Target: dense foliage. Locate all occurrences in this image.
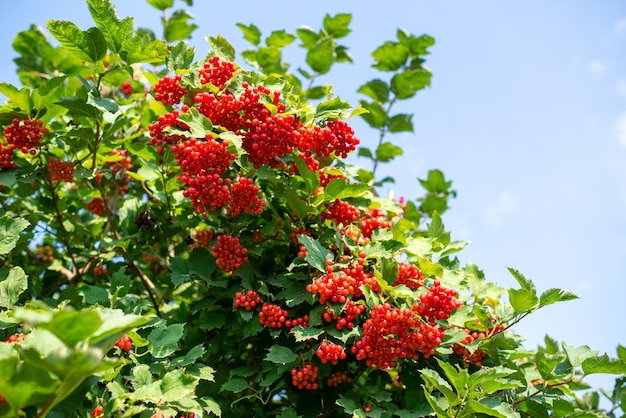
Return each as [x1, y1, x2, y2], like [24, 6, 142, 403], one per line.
[0, 0, 624, 417]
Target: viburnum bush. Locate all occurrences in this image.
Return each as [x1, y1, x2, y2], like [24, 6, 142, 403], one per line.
[0, 0, 624, 417]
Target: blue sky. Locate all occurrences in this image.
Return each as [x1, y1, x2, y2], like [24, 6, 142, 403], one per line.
[1, 0, 625, 392]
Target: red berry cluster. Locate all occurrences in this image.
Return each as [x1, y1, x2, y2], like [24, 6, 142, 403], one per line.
[294, 120, 359, 160]
[192, 228, 215, 248]
[258, 303, 289, 328]
[153, 75, 186, 106]
[36, 244, 54, 263]
[351, 303, 444, 368]
[326, 370, 352, 387]
[291, 364, 319, 390]
[0, 142, 16, 170]
[4, 118, 48, 154]
[106, 149, 132, 174]
[6, 333, 24, 344]
[252, 231, 263, 244]
[318, 168, 347, 188]
[120, 80, 133, 97]
[284, 314, 309, 328]
[198, 55, 236, 89]
[306, 260, 357, 304]
[394, 262, 423, 290]
[360, 208, 392, 239]
[91, 404, 104, 418]
[211, 234, 248, 272]
[228, 177, 266, 217]
[149, 110, 190, 153]
[234, 290, 262, 311]
[322, 199, 361, 226]
[243, 114, 296, 168]
[93, 264, 108, 276]
[315, 341, 347, 365]
[87, 198, 106, 215]
[172, 136, 235, 213]
[48, 157, 75, 184]
[412, 280, 463, 323]
[115, 334, 132, 352]
[323, 300, 366, 331]
[0, 395, 6, 406]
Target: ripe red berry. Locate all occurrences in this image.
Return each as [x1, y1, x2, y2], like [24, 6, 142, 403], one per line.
[115, 335, 132, 352]
[153, 75, 186, 106]
[290, 363, 319, 390]
[234, 290, 262, 311]
[211, 234, 248, 272]
[48, 157, 75, 184]
[91, 404, 104, 418]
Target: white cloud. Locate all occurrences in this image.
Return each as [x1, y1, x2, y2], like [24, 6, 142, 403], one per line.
[484, 192, 516, 230]
[618, 81, 626, 96]
[589, 60, 607, 78]
[616, 111, 626, 146]
[614, 18, 626, 35]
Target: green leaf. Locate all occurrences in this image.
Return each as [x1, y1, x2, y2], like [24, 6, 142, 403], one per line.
[435, 358, 469, 400]
[297, 26, 320, 49]
[508, 288, 539, 313]
[375, 142, 403, 163]
[265, 345, 298, 364]
[563, 343, 599, 368]
[208, 35, 236, 62]
[110, 268, 130, 298]
[79, 285, 109, 304]
[507, 267, 536, 292]
[466, 399, 519, 418]
[404, 237, 434, 258]
[372, 41, 408, 71]
[358, 79, 389, 102]
[359, 100, 388, 129]
[0, 216, 29, 255]
[420, 368, 457, 407]
[468, 366, 517, 392]
[120, 36, 168, 65]
[161, 369, 197, 402]
[164, 10, 198, 43]
[148, 323, 185, 358]
[582, 354, 626, 375]
[298, 235, 333, 273]
[417, 256, 443, 278]
[388, 113, 414, 132]
[87, 90, 119, 114]
[0, 267, 28, 309]
[177, 107, 213, 137]
[290, 326, 324, 342]
[171, 344, 205, 368]
[47, 21, 107, 63]
[86, 0, 125, 53]
[266, 30, 296, 48]
[539, 288, 578, 307]
[315, 97, 352, 119]
[40, 310, 102, 347]
[167, 41, 195, 72]
[146, 0, 174, 10]
[0, 83, 32, 114]
[306, 38, 334, 75]
[56, 96, 100, 119]
[237, 23, 262, 46]
[293, 155, 320, 192]
[323, 13, 352, 39]
[390, 69, 431, 99]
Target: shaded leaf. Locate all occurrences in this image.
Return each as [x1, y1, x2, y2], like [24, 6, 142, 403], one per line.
[265, 345, 298, 364]
[0, 216, 29, 255]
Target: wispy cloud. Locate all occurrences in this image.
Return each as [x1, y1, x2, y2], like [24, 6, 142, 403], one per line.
[614, 17, 626, 35]
[616, 111, 626, 146]
[589, 60, 607, 78]
[617, 81, 626, 97]
[484, 192, 516, 230]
